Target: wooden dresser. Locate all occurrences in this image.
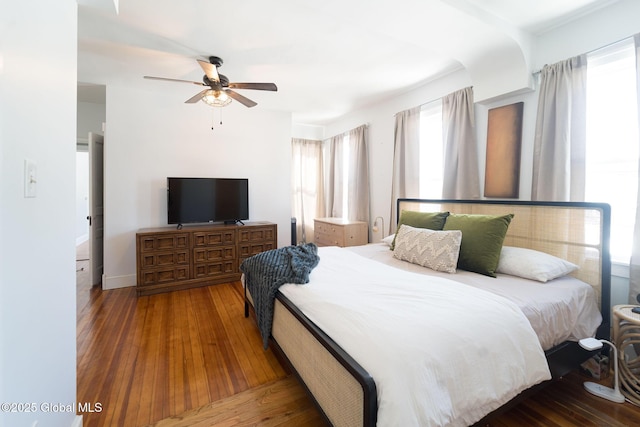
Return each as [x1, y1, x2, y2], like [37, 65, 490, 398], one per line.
[314, 218, 368, 247]
[136, 221, 276, 296]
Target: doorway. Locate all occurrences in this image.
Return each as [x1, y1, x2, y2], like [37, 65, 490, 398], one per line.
[76, 83, 106, 310]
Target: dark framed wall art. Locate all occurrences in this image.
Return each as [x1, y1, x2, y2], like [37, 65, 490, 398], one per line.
[484, 102, 523, 198]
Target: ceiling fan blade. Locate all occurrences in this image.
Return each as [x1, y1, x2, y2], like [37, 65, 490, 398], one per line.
[228, 82, 278, 91]
[225, 89, 257, 108]
[197, 59, 220, 83]
[144, 76, 205, 86]
[185, 89, 209, 104]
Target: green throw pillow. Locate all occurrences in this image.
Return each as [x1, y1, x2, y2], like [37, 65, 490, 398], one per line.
[390, 210, 450, 249]
[443, 213, 514, 277]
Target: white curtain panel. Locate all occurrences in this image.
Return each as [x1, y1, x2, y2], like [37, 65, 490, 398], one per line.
[442, 86, 481, 199]
[291, 138, 325, 244]
[531, 55, 587, 202]
[324, 125, 370, 226]
[629, 34, 640, 304]
[326, 134, 344, 218]
[390, 106, 421, 234]
[347, 125, 370, 224]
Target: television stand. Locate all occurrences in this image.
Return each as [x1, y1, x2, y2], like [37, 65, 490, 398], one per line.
[136, 221, 277, 296]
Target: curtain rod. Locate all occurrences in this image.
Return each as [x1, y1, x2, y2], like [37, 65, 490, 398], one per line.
[393, 86, 475, 116]
[532, 33, 637, 76]
[392, 98, 441, 118]
[325, 123, 368, 140]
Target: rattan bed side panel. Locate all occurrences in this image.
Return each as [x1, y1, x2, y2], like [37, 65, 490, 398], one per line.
[272, 299, 365, 427]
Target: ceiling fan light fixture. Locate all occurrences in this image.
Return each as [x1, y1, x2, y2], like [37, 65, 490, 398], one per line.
[201, 89, 231, 107]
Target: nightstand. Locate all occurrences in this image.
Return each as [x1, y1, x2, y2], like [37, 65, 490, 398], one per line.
[314, 218, 368, 247]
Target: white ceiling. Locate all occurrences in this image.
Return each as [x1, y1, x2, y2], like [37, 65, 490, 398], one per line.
[77, 0, 615, 124]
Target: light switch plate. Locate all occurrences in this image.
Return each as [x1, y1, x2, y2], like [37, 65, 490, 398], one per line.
[24, 158, 37, 198]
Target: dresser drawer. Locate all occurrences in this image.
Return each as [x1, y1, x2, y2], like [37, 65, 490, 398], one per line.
[193, 246, 236, 263]
[139, 266, 190, 286]
[193, 260, 236, 278]
[314, 218, 368, 247]
[239, 241, 276, 258]
[193, 230, 236, 247]
[238, 226, 276, 243]
[139, 233, 189, 252]
[140, 250, 189, 269]
[315, 231, 344, 247]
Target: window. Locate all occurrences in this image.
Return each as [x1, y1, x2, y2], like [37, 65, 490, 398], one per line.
[586, 38, 639, 263]
[418, 100, 444, 198]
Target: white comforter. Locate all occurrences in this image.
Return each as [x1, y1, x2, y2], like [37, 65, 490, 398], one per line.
[349, 243, 602, 350]
[279, 246, 551, 427]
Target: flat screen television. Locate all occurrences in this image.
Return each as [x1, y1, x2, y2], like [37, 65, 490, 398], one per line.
[167, 177, 249, 226]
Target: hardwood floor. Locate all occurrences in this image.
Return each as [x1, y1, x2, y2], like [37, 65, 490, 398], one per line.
[148, 376, 327, 427]
[77, 282, 300, 426]
[482, 373, 640, 426]
[77, 278, 640, 426]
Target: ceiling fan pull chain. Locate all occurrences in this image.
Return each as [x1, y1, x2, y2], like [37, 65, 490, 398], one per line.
[211, 107, 224, 130]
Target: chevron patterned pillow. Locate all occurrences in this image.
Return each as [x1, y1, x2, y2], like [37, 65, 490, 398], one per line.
[393, 224, 462, 273]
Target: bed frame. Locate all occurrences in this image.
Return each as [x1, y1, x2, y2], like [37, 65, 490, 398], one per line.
[251, 199, 612, 427]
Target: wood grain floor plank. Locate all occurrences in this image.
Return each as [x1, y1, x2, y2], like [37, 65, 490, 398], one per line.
[182, 292, 212, 411]
[210, 284, 280, 387]
[168, 290, 189, 417]
[147, 376, 327, 427]
[192, 288, 234, 402]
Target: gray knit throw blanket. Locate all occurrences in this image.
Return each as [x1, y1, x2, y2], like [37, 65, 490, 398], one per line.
[240, 243, 320, 349]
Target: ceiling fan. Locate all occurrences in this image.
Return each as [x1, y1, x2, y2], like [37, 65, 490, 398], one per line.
[144, 56, 277, 108]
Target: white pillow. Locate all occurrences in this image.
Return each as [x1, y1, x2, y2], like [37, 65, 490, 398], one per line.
[392, 224, 462, 274]
[381, 234, 395, 246]
[496, 246, 578, 282]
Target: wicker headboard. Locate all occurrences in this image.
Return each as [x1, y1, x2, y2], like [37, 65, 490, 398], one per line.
[396, 199, 612, 335]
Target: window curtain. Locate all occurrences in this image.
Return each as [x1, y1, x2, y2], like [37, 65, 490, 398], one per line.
[629, 34, 640, 303]
[325, 124, 370, 224]
[291, 138, 324, 244]
[442, 87, 481, 199]
[390, 106, 421, 234]
[346, 125, 370, 223]
[531, 55, 587, 201]
[326, 134, 345, 217]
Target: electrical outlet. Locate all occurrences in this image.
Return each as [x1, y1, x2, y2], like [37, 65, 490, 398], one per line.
[24, 158, 37, 198]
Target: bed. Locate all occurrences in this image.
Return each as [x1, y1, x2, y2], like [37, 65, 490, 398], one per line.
[243, 199, 611, 427]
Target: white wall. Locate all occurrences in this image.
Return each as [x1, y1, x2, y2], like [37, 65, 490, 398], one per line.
[77, 100, 105, 142]
[533, 0, 640, 71]
[0, 1, 79, 426]
[103, 84, 292, 289]
[292, 123, 325, 141]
